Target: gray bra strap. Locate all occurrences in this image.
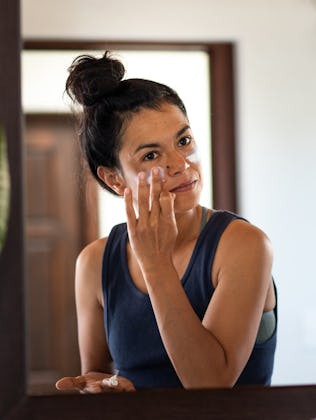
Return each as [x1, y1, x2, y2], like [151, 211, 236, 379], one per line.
[256, 309, 276, 344]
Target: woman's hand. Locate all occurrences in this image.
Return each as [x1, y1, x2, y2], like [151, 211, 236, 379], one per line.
[55, 371, 136, 393]
[124, 167, 178, 273]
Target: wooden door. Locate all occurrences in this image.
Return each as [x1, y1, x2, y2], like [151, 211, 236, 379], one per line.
[24, 114, 98, 394]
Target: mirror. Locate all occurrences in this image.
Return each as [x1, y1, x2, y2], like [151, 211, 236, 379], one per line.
[21, 37, 316, 394]
[22, 41, 237, 395]
[2, 1, 316, 418]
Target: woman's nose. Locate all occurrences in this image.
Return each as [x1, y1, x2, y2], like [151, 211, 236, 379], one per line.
[165, 152, 190, 175]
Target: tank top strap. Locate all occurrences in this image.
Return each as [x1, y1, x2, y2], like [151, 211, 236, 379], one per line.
[199, 206, 209, 232]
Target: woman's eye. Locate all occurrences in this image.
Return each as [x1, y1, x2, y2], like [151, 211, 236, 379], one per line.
[178, 136, 191, 147]
[143, 151, 158, 161]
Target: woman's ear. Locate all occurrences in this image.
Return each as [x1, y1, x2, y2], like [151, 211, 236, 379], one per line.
[97, 166, 126, 196]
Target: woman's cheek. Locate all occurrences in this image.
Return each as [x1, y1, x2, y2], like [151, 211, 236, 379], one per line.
[128, 166, 165, 186]
[186, 147, 201, 164]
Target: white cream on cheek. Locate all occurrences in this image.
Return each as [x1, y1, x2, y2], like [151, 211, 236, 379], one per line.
[125, 166, 165, 188]
[186, 147, 201, 164]
[140, 150, 200, 185]
[124, 147, 199, 190]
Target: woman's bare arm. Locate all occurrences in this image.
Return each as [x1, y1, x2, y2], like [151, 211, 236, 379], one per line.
[56, 238, 135, 393]
[75, 238, 111, 374]
[124, 171, 274, 389]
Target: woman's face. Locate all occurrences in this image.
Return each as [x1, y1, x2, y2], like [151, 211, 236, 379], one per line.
[117, 102, 203, 213]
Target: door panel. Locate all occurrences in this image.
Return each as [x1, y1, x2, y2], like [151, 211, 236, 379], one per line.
[24, 114, 97, 394]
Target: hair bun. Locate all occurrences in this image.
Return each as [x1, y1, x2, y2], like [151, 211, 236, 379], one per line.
[66, 51, 125, 107]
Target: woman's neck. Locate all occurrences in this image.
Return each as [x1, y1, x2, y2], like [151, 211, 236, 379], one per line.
[174, 205, 203, 247]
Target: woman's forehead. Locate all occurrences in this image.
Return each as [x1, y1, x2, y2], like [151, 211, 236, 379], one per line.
[121, 103, 189, 146]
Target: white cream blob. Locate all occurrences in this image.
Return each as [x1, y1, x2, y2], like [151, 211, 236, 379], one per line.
[186, 147, 201, 164]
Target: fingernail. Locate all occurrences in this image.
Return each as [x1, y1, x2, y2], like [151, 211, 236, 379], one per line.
[152, 167, 160, 176]
[156, 166, 165, 180]
[138, 172, 146, 181]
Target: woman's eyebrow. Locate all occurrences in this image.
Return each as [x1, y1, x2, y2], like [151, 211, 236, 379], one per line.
[133, 125, 191, 155]
[133, 142, 161, 155]
[176, 125, 191, 138]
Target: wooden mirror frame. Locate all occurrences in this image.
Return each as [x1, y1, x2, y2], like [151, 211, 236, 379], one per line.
[22, 38, 238, 212]
[1, 0, 316, 418]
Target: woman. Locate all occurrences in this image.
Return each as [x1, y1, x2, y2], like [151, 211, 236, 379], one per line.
[56, 51, 277, 393]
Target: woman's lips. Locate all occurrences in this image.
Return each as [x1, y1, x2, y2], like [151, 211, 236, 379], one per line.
[170, 180, 197, 193]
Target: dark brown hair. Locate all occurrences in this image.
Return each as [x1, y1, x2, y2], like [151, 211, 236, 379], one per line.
[66, 51, 187, 194]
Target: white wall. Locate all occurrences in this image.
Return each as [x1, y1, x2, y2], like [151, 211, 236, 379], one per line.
[22, 0, 316, 385]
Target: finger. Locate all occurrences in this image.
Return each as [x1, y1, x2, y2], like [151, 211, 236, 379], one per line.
[137, 171, 150, 219]
[150, 167, 163, 216]
[77, 379, 109, 394]
[124, 187, 137, 231]
[55, 376, 86, 391]
[159, 191, 176, 219]
[83, 380, 107, 394]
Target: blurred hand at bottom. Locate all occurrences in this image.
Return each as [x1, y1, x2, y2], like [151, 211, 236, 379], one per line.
[56, 371, 136, 393]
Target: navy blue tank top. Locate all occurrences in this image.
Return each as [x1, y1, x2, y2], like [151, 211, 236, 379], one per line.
[102, 210, 277, 389]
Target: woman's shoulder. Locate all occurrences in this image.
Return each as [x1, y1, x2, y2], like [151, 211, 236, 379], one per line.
[210, 213, 273, 293]
[223, 216, 272, 253]
[75, 237, 109, 306]
[211, 211, 273, 271]
[76, 237, 108, 274]
[210, 210, 271, 247]
[219, 218, 273, 270]
[77, 222, 127, 270]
